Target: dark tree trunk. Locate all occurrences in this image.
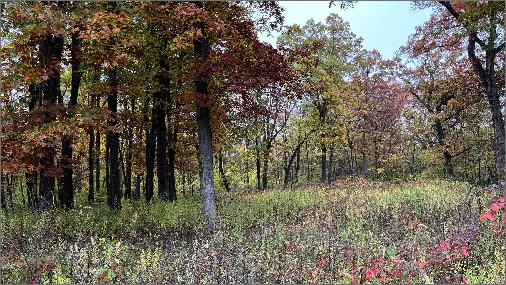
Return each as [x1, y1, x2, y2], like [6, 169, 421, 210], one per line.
[125, 130, 132, 200]
[168, 123, 177, 201]
[361, 151, 367, 178]
[347, 132, 356, 177]
[328, 143, 334, 184]
[39, 34, 64, 210]
[194, 1, 218, 229]
[284, 142, 303, 186]
[262, 141, 271, 189]
[218, 150, 231, 192]
[95, 130, 100, 193]
[134, 174, 141, 201]
[107, 66, 121, 210]
[435, 119, 454, 182]
[145, 99, 155, 203]
[154, 58, 169, 201]
[88, 129, 95, 203]
[256, 137, 261, 190]
[105, 133, 110, 201]
[439, 2, 505, 179]
[295, 145, 301, 183]
[60, 31, 81, 210]
[245, 137, 250, 185]
[124, 99, 133, 200]
[306, 140, 310, 182]
[1, 174, 6, 209]
[321, 144, 327, 183]
[26, 84, 38, 210]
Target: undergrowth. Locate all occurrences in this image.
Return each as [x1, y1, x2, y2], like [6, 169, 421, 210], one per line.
[1, 179, 504, 283]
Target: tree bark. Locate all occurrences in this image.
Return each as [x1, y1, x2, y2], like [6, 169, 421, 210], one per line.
[194, 0, 217, 230]
[107, 66, 121, 210]
[256, 136, 262, 190]
[218, 150, 231, 192]
[361, 151, 367, 178]
[328, 143, 334, 184]
[60, 31, 81, 209]
[39, 34, 64, 210]
[167, 118, 177, 201]
[435, 119, 454, 182]
[145, 98, 155, 203]
[262, 141, 271, 189]
[88, 128, 95, 203]
[154, 58, 169, 201]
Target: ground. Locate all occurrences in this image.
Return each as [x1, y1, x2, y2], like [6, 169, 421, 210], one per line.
[1, 179, 505, 284]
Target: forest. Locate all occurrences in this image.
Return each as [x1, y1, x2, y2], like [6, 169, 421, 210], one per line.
[0, 1, 505, 284]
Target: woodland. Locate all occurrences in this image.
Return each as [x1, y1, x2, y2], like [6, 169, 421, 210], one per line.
[0, 1, 505, 284]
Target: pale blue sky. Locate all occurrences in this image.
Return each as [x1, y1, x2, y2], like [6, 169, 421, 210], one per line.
[259, 1, 433, 59]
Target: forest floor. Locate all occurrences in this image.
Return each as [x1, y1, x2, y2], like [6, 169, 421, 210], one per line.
[1, 179, 504, 284]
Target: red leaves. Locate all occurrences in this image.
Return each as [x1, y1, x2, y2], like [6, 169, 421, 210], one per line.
[480, 196, 505, 226]
[317, 258, 327, 266]
[479, 212, 494, 222]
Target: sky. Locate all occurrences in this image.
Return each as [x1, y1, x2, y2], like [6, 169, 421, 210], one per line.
[258, 1, 434, 59]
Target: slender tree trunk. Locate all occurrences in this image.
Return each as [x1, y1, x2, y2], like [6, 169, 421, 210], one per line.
[321, 144, 327, 183]
[194, 0, 217, 230]
[328, 143, 334, 184]
[106, 133, 110, 202]
[60, 32, 81, 209]
[134, 174, 141, 201]
[245, 137, 250, 185]
[154, 60, 169, 201]
[26, 84, 38, 210]
[88, 128, 95, 203]
[107, 66, 121, 210]
[145, 98, 155, 203]
[256, 136, 261, 190]
[168, 127, 177, 201]
[1, 174, 6, 209]
[262, 142, 271, 189]
[361, 152, 367, 178]
[218, 150, 231, 192]
[295, 146, 300, 183]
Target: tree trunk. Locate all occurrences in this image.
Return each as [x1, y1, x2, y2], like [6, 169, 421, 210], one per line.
[1, 174, 6, 209]
[95, 130, 101, 193]
[321, 144, 327, 183]
[361, 152, 366, 178]
[435, 119, 454, 182]
[145, 98, 155, 203]
[39, 34, 64, 210]
[134, 174, 141, 201]
[106, 134, 110, 202]
[328, 143, 334, 184]
[60, 31, 81, 209]
[262, 142, 270, 189]
[26, 84, 38, 210]
[88, 129, 95, 203]
[194, 0, 217, 230]
[107, 65, 121, 210]
[154, 59, 169, 201]
[295, 146, 300, 183]
[256, 136, 261, 190]
[218, 150, 231, 192]
[168, 127, 177, 201]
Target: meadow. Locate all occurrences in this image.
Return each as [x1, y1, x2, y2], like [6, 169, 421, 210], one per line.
[1, 179, 504, 284]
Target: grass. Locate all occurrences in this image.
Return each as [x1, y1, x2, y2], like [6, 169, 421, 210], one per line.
[1, 179, 504, 283]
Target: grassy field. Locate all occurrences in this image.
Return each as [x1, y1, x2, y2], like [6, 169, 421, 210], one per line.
[1, 179, 504, 284]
